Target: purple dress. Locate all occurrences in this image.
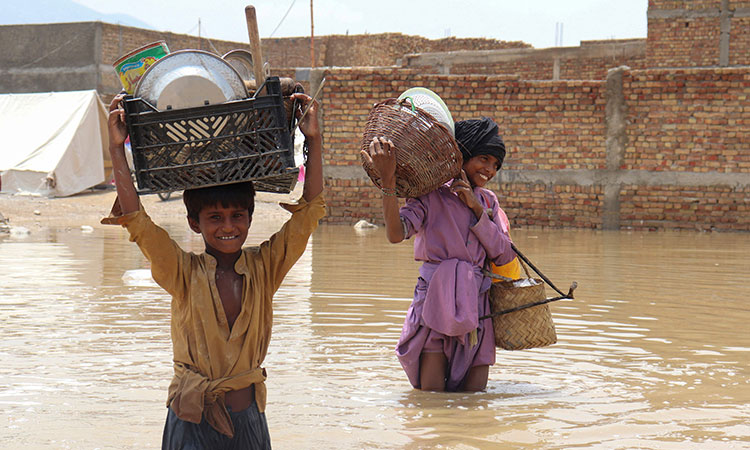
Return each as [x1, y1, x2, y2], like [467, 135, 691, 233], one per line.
[396, 184, 515, 391]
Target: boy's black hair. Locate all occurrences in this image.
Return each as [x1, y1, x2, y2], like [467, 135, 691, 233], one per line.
[183, 181, 256, 221]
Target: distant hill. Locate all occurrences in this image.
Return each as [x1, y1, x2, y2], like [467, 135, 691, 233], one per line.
[1, 0, 153, 29]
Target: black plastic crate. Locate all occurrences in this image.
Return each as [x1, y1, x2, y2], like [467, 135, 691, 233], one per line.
[123, 77, 299, 194]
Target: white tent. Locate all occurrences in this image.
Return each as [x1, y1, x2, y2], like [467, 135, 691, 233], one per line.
[0, 90, 110, 197]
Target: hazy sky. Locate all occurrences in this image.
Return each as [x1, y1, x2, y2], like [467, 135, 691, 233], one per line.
[71, 0, 648, 49]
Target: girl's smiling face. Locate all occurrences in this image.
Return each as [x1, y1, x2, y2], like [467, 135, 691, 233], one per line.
[188, 204, 251, 256]
[462, 154, 500, 188]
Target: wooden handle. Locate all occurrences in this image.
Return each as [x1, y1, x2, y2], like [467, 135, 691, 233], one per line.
[245, 5, 266, 89]
[244, 77, 297, 95]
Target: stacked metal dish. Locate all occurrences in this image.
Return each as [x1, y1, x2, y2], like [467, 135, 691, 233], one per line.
[134, 50, 248, 111]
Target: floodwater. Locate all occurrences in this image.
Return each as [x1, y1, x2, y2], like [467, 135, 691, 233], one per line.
[1, 211, 749, 450]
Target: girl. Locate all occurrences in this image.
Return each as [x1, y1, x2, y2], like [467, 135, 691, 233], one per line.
[362, 117, 517, 392]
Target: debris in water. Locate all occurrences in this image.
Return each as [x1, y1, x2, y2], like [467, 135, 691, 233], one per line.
[353, 219, 378, 230]
[10, 226, 30, 237]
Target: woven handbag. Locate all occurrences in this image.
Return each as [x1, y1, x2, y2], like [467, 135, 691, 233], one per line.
[486, 260, 558, 350]
[483, 244, 576, 350]
[360, 98, 462, 198]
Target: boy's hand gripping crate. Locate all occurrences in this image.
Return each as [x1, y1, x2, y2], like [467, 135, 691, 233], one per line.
[122, 76, 299, 194]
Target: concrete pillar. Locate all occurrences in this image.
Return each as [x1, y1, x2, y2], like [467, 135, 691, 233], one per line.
[308, 68, 326, 100]
[552, 57, 560, 81]
[719, 0, 731, 66]
[603, 66, 629, 230]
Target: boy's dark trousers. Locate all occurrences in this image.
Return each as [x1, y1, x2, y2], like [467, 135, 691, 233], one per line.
[162, 401, 272, 450]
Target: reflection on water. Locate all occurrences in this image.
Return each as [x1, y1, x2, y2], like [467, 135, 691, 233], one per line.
[1, 216, 749, 449]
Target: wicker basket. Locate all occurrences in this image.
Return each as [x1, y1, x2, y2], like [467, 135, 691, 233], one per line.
[487, 262, 558, 350]
[360, 98, 462, 198]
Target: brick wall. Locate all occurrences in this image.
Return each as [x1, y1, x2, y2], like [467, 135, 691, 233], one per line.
[729, 16, 750, 65]
[403, 40, 648, 81]
[320, 69, 609, 228]
[647, 16, 721, 67]
[0, 22, 100, 94]
[262, 34, 529, 68]
[449, 59, 555, 79]
[560, 42, 649, 79]
[622, 68, 749, 173]
[318, 66, 749, 231]
[499, 183, 604, 228]
[650, 0, 719, 7]
[646, 0, 750, 67]
[619, 185, 749, 231]
[617, 67, 749, 231]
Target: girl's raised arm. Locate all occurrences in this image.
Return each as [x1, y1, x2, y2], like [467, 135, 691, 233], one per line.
[361, 137, 404, 243]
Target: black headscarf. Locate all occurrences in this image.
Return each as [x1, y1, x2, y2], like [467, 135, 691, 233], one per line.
[454, 117, 506, 168]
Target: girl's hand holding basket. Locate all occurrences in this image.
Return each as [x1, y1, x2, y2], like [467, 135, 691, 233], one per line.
[362, 136, 398, 193]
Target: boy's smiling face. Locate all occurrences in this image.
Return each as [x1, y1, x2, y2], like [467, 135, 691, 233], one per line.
[188, 204, 251, 255]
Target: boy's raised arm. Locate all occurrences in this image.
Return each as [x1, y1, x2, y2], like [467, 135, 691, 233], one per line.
[291, 93, 323, 202]
[108, 94, 139, 215]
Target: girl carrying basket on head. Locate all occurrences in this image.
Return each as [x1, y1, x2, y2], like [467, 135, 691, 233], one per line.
[362, 117, 520, 392]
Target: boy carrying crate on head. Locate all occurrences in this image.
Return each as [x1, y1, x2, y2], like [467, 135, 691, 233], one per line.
[104, 92, 325, 449]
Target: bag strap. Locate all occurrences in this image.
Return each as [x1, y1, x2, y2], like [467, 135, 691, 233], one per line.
[480, 245, 578, 320]
[477, 189, 576, 299]
[511, 243, 576, 299]
[480, 292, 573, 319]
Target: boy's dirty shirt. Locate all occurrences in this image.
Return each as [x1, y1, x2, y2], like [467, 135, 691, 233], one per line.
[103, 193, 325, 436]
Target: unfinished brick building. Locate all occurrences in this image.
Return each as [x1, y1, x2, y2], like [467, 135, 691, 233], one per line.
[1, 0, 747, 230]
[315, 0, 749, 231]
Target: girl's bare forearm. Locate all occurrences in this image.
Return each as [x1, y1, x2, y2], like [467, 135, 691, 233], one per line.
[383, 195, 404, 243]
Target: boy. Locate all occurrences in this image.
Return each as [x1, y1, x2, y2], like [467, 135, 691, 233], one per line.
[104, 92, 325, 449]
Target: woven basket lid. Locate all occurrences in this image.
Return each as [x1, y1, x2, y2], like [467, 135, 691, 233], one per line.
[397, 87, 454, 135]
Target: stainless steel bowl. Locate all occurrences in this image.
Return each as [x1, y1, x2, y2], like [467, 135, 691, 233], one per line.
[135, 49, 248, 111]
[222, 49, 255, 82]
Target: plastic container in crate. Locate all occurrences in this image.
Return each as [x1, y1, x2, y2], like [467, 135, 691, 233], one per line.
[122, 77, 299, 194]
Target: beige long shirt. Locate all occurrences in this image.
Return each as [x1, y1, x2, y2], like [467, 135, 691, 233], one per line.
[108, 193, 325, 436]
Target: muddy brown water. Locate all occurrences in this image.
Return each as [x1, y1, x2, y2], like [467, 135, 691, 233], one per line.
[1, 214, 749, 449]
